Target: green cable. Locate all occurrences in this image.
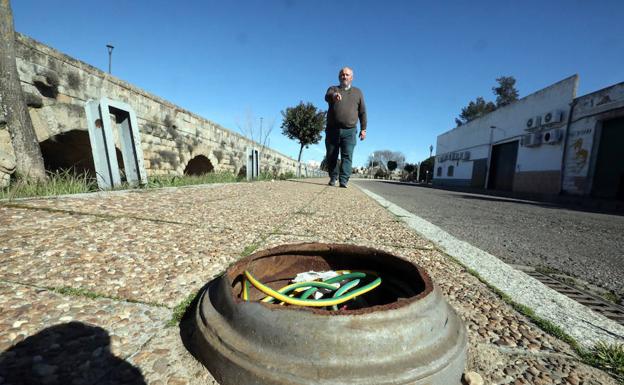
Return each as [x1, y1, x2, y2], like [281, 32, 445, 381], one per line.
[261, 281, 339, 303]
[331, 279, 360, 311]
[242, 277, 250, 301]
[300, 272, 368, 300]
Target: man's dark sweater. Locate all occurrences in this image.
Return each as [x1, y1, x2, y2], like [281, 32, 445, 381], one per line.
[325, 86, 367, 130]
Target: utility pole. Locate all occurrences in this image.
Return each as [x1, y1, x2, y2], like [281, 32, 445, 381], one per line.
[259, 117, 263, 144]
[106, 44, 114, 74]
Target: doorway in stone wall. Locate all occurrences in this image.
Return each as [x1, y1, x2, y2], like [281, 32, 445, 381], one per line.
[592, 116, 624, 200]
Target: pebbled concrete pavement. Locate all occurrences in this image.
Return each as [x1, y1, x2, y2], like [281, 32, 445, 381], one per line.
[0, 179, 620, 384]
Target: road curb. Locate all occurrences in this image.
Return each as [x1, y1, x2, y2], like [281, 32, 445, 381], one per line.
[357, 185, 624, 348]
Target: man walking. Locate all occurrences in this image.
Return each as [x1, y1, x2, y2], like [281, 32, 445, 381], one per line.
[324, 66, 367, 188]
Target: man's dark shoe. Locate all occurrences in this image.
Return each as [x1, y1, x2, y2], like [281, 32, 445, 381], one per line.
[328, 179, 336, 186]
[339, 183, 348, 188]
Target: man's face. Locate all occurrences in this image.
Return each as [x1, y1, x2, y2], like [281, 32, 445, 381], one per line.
[339, 69, 353, 87]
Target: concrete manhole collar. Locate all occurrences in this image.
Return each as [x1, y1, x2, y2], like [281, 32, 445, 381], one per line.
[193, 243, 467, 384]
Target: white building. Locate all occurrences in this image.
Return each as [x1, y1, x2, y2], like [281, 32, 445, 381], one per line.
[434, 75, 624, 200]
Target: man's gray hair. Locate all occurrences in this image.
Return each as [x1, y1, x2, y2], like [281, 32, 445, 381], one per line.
[339, 66, 353, 74]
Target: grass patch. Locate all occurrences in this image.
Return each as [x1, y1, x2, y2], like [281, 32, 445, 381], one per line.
[147, 172, 241, 188]
[241, 243, 260, 257]
[50, 286, 165, 307]
[1, 170, 97, 200]
[580, 342, 624, 383]
[261, 171, 297, 180]
[53, 286, 102, 300]
[1, 169, 312, 200]
[167, 292, 197, 327]
[603, 291, 621, 304]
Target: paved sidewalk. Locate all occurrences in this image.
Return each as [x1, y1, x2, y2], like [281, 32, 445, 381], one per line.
[0, 179, 619, 384]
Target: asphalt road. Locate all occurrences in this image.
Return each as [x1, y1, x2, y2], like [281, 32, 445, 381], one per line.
[353, 179, 624, 301]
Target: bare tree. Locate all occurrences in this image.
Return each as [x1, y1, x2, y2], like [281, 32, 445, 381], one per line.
[369, 150, 405, 172]
[236, 108, 274, 154]
[0, 0, 46, 181]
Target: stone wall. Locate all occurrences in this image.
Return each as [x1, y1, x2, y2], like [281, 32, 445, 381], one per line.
[0, 33, 306, 186]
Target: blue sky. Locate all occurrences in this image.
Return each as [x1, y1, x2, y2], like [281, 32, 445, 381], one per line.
[12, 0, 624, 167]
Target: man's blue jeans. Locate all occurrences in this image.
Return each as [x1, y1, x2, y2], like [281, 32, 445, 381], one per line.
[325, 126, 357, 185]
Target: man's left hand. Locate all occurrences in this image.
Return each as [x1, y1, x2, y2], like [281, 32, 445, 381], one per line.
[359, 130, 366, 140]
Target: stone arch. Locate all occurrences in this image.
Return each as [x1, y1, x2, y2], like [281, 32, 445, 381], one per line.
[39, 129, 123, 177]
[39, 130, 93, 175]
[187, 144, 219, 171]
[184, 155, 214, 176]
[237, 165, 247, 178]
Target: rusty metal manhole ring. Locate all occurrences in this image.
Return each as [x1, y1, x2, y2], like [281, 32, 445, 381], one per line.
[192, 243, 467, 385]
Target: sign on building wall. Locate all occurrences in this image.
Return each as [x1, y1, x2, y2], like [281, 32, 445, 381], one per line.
[437, 151, 470, 163]
[565, 128, 593, 177]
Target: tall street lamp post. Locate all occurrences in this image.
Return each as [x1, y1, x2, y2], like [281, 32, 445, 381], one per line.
[106, 44, 114, 74]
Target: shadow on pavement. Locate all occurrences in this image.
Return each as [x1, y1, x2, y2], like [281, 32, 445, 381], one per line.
[0, 322, 146, 385]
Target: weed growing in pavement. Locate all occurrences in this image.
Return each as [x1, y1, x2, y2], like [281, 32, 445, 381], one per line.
[51, 286, 165, 306]
[603, 291, 621, 304]
[241, 243, 260, 258]
[579, 342, 624, 383]
[53, 286, 102, 300]
[168, 292, 197, 327]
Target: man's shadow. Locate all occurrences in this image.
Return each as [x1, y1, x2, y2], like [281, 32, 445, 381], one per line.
[0, 322, 146, 385]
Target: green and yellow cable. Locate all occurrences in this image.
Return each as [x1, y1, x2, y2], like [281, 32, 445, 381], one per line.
[331, 278, 360, 311]
[260, 281, 339, 303]
[244, 270, 381, 307]
[300, 272, 368, 300]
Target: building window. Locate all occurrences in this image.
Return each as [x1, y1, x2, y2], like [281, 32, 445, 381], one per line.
[437, 167, 442, 177]
[447, 165, 454, 177]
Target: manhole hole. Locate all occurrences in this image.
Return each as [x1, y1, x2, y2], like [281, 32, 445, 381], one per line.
[192, 243, 467, 385]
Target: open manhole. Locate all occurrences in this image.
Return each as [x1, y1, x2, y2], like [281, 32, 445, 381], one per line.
[192, 243, 467, 384]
